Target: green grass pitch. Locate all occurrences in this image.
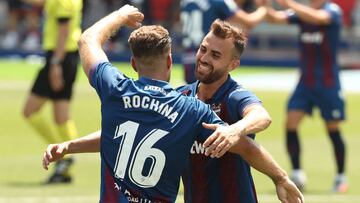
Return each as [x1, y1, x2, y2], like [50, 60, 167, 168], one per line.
[0, 59, 359, 203]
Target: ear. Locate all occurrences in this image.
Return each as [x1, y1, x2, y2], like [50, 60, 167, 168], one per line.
[131, 57, 138, 72]
[167, 53, 172, 70]
[230, 58, 240, 71]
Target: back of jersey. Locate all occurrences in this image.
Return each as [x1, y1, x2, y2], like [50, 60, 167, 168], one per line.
[180, 0, 238, 50]
[90, 62, 222, 202]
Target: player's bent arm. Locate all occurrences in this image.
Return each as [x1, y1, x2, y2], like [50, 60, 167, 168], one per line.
[203, 104, 271, 157]
[231, 136, 286, 183]
[66, 130, 101, 153]
[229, 137, 305, 203]
[234, 103, 272, 136]
[286, 0, 331, 25]
[229, 6, 267, 29]
[42, 131, 101, 170]
[78, 5, 144, 78]
[265, 7, 289, 24]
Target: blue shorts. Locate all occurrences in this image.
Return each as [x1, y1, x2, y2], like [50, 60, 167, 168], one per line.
[288, 84, 345, 121]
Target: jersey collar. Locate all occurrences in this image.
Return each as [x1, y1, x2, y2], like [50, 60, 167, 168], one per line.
[138, 76, 174, 91]
[196, 75, 235, 103]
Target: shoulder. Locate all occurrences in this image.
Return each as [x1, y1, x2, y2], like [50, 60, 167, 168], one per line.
[176, 82, 197, 96]
[326, 2, 342, 14]
[227, 83, 260, 105]
[228, 85, 253, 100]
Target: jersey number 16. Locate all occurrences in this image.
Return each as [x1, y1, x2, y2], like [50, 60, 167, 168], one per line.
[113, 121, 168, 188]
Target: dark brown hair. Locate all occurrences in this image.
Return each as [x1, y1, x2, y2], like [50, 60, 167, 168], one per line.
[128, 25, 171, 59]
[210, 19, 247, 57]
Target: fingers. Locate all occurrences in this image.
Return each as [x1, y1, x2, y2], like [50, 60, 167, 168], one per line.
[204, 135, 226, 157]
[42, 144, 65, 170]
[202, 123, 220, 148]
[118, 4, 144, 28]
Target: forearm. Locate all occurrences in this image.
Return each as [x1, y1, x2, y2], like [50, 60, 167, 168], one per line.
[66, 130, 101, 154]
[247, 6, 267, 28]
[52, 22, 69, 63]
[266, 7, 288, 24]
[232, 105, 272, 136]
[78, 10, 126, 76]
[231, 137, 288, 184]
[287, 0, 330, 24]
[229, 6, 267, 29]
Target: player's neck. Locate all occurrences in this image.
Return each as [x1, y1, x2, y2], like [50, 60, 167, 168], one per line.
[196, 78, 226, 101]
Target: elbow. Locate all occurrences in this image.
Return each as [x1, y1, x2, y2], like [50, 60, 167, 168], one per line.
[263, 112, 272, 129]
[78, 32, 91, 50]
[258, 111, 272, 131]
[263, 114, 272, 129]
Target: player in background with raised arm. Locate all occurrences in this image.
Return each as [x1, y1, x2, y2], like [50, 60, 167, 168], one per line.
[22, 0, 82, 184]
[181, 0, 269, 83]
[40, 4, 304, 202]
[266, 0, 347, 192]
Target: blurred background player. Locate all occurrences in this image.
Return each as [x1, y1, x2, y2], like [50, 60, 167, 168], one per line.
[0, 0, 41, 50]
[22, 0, 82, 184]
[266, 0, 348, 192]
[180, 0, 268, 83]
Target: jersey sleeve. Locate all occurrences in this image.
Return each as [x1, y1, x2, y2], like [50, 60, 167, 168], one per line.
[53, 0, 75, 18]
[89, 62, 127, 101]
[215, 0, 238, 20]
[286, 9, 300, 24]
[325, 3, 343, 25]
[228, 88, 262, 117]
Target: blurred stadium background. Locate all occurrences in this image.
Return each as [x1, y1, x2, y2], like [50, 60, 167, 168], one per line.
[0, 0, 360, 203]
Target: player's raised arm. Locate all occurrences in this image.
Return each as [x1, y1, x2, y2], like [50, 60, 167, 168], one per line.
[276, 0, 332, 25]
[78, 4, 144, 78]
[229, 1, 268, 29]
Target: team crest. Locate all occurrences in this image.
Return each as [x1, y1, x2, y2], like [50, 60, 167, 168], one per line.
[211, 103, 222, 115]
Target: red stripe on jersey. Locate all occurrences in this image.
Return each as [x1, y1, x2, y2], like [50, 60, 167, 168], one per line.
[190, 154, 210, 203]
[320, 27, 334, 87]
[103, 166, 122, 203]
[303, 43, 316, 87]
[219, 154, 241, 202]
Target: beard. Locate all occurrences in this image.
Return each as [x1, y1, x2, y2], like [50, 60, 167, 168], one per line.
[195, 61, 228, 84]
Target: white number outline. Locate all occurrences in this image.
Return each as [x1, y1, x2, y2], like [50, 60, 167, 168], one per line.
[181, 9, 204, 48]
[113, 121, 168, 188]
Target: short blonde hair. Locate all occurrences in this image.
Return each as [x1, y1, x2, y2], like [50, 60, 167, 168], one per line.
[128, 25, 171, 59]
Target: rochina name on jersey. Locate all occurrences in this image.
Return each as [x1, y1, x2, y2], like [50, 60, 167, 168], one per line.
[122, 95, 179, 123]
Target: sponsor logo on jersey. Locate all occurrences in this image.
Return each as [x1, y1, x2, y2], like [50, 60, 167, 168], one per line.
[114, 183, 163, 203]
[144, 85, 167, 95]
[211, 103, 221, 115]
[190, 140, 206, 154]
[301, 32, 324, 44]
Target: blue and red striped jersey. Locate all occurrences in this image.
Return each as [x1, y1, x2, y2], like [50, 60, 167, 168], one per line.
[89, 62, 223, 203]
[177, 76, 262, 203]
[287, 2, 343, 88]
